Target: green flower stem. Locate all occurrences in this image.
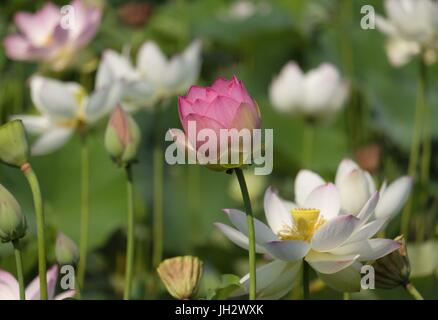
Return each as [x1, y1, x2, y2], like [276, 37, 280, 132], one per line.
[404, 282, 424, 300]
[12, 239, 25, 300]
[77, 133, 90, 288]
[75, 276, 82, 299]
[401, 56, 428, 237]
[343, 292, 350, 300]
[152, 105, 163, 269]
[188, 165, 201, 252]
[22, 163, 48, 300]
[302, 261, 310, 300]
[124, 165, 135, 300]
[418, 57, 431, 190]
[234, 168, 256, 300]
[303, 123, 314, 168]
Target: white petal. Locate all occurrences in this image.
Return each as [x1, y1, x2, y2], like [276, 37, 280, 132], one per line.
[264, 240, 310, 262]
[311, 215, 360, 252]
[356, 192, 380, 225]
[263, 187, 293, 234]
[54, 290, 76, 300]
[12, 115, 50, 134]
[375, 15, 398, 36]
[346, 218, 388, 243]
[120, 79, 157, 112]
[294, 169, 325, 206]
[375, 176, 413, 220]
[214, 223, 266, 254]
[385, 37, 420, 67]
[330, 239, 401, 261]
[238, 260, 301, 300]
[30, 76, 82, 120]
[338, 169, 371, 215]
[31, 127, 74, 156]
[364, 171, 377, 195]
[0, 270, 19, 300]
[317, 262, 362, 292]
[85, 82, 122, 123]
[96, 49, 137, 89]
[335, 158, 359, 186]
[25, 265, 58, 300]
[305, 251, 359, 274]
[304, 183, 341, 220]
[178, 39, 202, 92]
[223, 209, 277, 245]
[137, 41, 167, 86]
[269, 61, 304, 113]
[303, 63, 345, 114]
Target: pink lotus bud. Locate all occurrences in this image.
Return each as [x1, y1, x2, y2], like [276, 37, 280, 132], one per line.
[105, 105, 141, 165]
[176, 76, 261, 171]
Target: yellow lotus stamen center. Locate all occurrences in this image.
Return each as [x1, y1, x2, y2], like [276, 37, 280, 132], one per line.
[277, 208, 325, 242]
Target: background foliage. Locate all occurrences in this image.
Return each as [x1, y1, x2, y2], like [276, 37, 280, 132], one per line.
[0, 0, 437, 299]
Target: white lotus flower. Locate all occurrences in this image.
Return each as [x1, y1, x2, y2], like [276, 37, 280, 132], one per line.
[294, 158, 412, 220]
[376, 0, 438, 67]
[215, 184, 401, 298]
[13, 75, 121, 155]
[96, 39, 202, 111]
[269, 62, 348, 121]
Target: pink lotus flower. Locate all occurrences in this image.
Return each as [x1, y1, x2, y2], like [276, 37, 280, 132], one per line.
[0, 265, 75, 300]
[3, 0, 102, 71]
[171, 76, 261, 170]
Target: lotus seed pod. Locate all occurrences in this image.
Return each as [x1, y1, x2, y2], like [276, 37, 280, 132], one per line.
[372, 235, 410, 289]
[157, 256, 203, 300]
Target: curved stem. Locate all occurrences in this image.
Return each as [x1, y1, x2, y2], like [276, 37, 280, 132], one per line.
[302, 261, 310, 300]
[22, 164, 48, 300]
[234, 168, 256, 300]
[77, 133, 90, 288]
[401, 56, 428, 237]
[124, 165, 135, 300]
[12, 240, 25, 300]
[404, 282, 424, 300]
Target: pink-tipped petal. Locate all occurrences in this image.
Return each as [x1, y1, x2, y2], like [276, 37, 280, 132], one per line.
[304, 183, 341, 221]
[0, 270, 19, 300]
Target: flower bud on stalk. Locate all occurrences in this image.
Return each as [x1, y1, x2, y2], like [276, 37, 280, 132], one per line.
[0, 184, 27, 243]
[372, 235, 410, 289]
[0, 120, 29, 168]
[55, 232, 79, 266]
[105, 106, 141, 166]
[157, 256, 203, 300]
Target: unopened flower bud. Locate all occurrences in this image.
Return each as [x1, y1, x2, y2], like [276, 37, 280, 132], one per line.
[372, 235, 410, 289]
[0, 184, 27, 243]
[55, 232, 79, 266]
[0, 120, 29, 168]
[157, 256, 203, 300]
[105, 106, 140, 165]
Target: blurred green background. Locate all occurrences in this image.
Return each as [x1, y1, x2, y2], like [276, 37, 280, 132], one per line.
[0, 0, 437, 299]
